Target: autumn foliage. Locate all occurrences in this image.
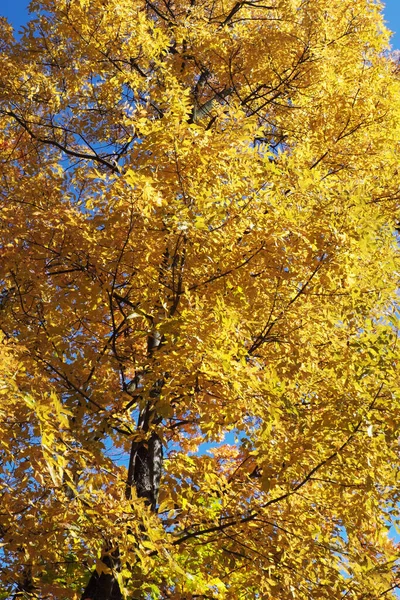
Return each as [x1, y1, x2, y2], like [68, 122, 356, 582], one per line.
[1, 0, 400, 598]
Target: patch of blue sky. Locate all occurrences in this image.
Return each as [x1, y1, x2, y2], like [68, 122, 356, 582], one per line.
[383, 1, 400, 50]
[0, 0, 30, 33]
[196, 429, 238, 455]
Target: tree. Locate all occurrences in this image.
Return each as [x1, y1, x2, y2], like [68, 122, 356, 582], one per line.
[0, 0, 400, 597]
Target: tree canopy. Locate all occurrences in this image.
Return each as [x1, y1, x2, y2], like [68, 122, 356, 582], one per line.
[1, 0, 400, 598]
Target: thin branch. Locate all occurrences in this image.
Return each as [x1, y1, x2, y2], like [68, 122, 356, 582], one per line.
[189, 244, 264, 291]
[4, 110, 121, 173]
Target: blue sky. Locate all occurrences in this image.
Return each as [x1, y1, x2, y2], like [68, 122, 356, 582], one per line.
[1, 0, 400, 48]
[383, 0, 400, 48]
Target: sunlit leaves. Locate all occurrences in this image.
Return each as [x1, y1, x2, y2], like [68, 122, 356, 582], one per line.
[0, 0, 400, 598]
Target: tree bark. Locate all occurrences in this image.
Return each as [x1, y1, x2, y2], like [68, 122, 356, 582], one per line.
[80, 550, 122, 600]
[81, 326, 163, 600]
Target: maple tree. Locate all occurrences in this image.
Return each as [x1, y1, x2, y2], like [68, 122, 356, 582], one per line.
[1, 0, 400, 598]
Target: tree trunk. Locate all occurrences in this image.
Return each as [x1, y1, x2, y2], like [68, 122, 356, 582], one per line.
[80, 550, 122, 600]
[81, 328, 163, 600]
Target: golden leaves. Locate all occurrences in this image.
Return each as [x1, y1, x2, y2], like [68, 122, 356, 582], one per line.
[1, 0, 400, 598]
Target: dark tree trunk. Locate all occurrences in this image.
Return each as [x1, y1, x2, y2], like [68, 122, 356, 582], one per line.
[80, 550, 122, 600]
[80, 426, 163, 600]
[80, 320, 164, 600]
[131, 432, 163, 511]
